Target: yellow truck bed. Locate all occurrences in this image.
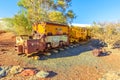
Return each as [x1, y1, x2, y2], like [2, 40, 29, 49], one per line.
[32, 22, 69, 36]
[69, 26, 88, 43]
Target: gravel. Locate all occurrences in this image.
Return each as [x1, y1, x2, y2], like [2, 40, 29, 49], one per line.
[22, 39, 105, 70]
[99, 71, 120, 80]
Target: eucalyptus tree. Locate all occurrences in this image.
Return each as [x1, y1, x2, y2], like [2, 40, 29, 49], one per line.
[18, 0, 75, 24]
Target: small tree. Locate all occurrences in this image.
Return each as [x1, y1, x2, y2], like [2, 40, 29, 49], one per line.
[12, 12, 32, 35]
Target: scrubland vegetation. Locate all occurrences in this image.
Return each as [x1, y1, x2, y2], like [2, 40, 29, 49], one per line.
[91, 22, 120, 49]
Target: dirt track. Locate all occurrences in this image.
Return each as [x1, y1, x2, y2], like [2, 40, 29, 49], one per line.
[0, 31, 120, 80]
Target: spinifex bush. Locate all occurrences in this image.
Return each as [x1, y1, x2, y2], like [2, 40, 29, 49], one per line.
[91, 23, 120, 48]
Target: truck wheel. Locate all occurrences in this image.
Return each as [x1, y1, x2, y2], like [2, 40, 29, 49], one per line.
[46, 43, 52, 49]
[59, 41, 64, 47]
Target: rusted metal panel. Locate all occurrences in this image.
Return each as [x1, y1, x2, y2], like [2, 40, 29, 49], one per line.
[15, 45, 24, 53]
[45, 35, 69, 48]
[24, 39, 45, 54]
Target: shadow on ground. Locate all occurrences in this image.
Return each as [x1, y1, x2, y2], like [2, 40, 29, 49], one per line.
[47, 71, 57, 78]
[37, 39, 110, 59]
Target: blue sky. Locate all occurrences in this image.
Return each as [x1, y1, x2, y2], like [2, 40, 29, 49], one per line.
[0, 0, 19, 18]
[0, 0, 120, 24]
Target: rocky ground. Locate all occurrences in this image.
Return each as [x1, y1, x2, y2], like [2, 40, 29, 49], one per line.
[0, 31, 120, 80]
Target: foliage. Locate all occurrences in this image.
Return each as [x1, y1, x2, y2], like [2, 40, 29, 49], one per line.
[91, 22, 120, 48]
[48, 11, 66, 23]
[12, 12, 32, 35]
[17, 0, 75, 24]
[0, 13, 31, 35]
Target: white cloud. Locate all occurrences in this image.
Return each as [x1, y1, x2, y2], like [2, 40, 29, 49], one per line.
[0, 18, 3, 23]
[71, 23, 91, 27]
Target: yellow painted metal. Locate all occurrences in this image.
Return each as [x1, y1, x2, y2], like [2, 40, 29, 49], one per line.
[86, 28, 92, 38]
[32, 22, 69, 35]
[38, 24, 45, 34]
[46, 24, 69, 35]
[32, 23, 37, 31]
[32, 22, 91, 44]
[69, 26, 89, 43]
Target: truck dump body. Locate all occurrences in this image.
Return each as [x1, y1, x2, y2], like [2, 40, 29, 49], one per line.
[33, 22, 69, 36]
[45, 23, 69, 35]
[69, 26, 89, 43]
